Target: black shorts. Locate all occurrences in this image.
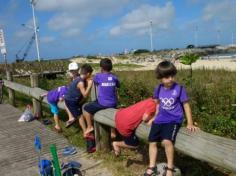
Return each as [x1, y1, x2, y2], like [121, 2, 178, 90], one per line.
[123, 133, 139, 147]
[65, 99, 82, 118]
[115, 130, 139, 147]
[83, 101, 110, 115]
[148, 123, 181, 143]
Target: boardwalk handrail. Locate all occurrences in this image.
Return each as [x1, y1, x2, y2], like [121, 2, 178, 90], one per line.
[3, 72, 236, 173]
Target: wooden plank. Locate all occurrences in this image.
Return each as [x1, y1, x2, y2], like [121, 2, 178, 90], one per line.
[0, 104, 112, 176]
[94, 108, 236, 172]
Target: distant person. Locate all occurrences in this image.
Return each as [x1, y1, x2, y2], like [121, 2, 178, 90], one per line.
[144, 60, 198, 176]
[41, 85, 68, 132]
[83, 58, 120, 136]
[64, 64, 93, 134]
[111, 98, 157, 156]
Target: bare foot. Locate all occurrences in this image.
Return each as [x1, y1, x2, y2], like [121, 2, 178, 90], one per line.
[112, 142, 120, 156]
[85, 127, 94, 135]
[111, 132, 116, 139]
[166, 170, 173, 176]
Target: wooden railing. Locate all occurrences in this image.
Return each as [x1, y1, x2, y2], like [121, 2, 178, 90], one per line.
[3, 71, 236, 173]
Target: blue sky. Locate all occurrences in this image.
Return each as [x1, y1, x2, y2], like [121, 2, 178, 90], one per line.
[0, 0, 236, 62]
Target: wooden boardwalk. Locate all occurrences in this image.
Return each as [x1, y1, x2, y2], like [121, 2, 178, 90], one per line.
[0, 104, 112, 176]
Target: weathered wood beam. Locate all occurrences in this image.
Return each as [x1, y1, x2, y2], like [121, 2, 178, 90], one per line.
[3, 80, 65, 109]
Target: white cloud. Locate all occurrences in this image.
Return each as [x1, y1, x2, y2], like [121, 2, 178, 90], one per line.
[110, 2, 175, 36]
[63, 28, 80, 37]
[41, 36, 55, 43]
[203, 0, 236, 22]
[36, 0, 131, 37]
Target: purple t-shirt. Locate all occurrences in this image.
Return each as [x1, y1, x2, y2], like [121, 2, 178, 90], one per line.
[47, 86, 68, 104]
[94, 72, 120, 107]
[153, 83, 188, 124]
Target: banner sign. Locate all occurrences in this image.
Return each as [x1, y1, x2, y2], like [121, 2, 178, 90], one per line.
[0, 29, 7, 54]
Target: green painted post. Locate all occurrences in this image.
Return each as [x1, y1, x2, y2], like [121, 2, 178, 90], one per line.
[50, 144, 61, 176]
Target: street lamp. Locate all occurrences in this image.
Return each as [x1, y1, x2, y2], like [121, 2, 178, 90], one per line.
[30, 0, 40, 62]
[149, 21, 153, 52]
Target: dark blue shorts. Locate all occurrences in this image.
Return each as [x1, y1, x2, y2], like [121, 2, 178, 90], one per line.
[65, 99, 82, 118]
[148, 123, 181, 143]
[123, 133, 139, 147]
[83, 101, 110, 115]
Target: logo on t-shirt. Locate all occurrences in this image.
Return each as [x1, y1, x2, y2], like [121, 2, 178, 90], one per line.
[160, 97, 175, 110]
[101, 82, 116, 87]
[172, 90, 177, 96]
[108, 77, 113, 81]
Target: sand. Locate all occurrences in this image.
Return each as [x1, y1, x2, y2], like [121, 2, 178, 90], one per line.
[71, 57, 236, 71]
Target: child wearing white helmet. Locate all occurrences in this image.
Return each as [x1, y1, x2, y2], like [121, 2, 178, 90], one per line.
[67, 62, 80, 83]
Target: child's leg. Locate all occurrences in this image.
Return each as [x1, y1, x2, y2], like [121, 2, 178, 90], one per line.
[162, 140, 174, 176]
[78, 115, 87, 136]
[112, 141, 137, 156]
[53, 114, 61, 130]
[83, 111, 94, 134]
[110, 128, 116, 139]
[149, 142, 158, 167]
[64, 102, 75, 121]
[145, 142, 158, 175]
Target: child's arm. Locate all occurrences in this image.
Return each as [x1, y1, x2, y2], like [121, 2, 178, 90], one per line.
[77, 79, 93, 98]
[183, 102, 199, 132]
[142, 113, 155, 126]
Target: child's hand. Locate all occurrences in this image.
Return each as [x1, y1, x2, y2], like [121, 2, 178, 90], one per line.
[40, 93, 47, 100]
[87, 79, 93, 87]
[41, 93, 47, 97]
[186, 123, 199, 132]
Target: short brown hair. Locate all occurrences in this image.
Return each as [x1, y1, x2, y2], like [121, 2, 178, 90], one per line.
[80, 64, 93, 75]
[155, 60, 177, 79]
[100, 58, 112, 71]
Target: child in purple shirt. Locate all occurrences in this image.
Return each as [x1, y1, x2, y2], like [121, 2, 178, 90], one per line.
[144, 61, 198, 176]
[44, 86, 68, 132]
[83, 58, 120, 136]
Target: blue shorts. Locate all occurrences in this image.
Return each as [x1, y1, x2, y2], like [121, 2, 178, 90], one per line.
[84, 101, 112, 115]
[49, 103, 59, 115]
[65, 99, 82, 118]
[123, 133, 139, 147]
[148, 123, 181, 143]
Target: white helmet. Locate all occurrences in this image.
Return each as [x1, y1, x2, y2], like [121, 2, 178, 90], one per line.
[68, 62, 79, 70]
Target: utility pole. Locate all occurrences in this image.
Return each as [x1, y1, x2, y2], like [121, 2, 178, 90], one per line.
[217, 29, 221, 45]
[30, 0, 40, 62]
[231, 31, 234, 45]
[194, 26, 198, 47]
[149, 21, 153, 52]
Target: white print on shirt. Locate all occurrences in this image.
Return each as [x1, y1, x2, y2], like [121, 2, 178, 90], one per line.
[108, 77, 113, 81]
[172, 90, 177, 96]
[160, 97, 175, 110]
[101, 82, 116, 87]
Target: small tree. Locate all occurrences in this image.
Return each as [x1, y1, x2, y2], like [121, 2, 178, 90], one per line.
[179, 53, 199, 87]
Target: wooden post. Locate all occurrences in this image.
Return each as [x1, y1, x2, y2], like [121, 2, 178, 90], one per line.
[91, 83, 111, 151]
[94, 121, 101, 151]
[95, 122, 111, 152]
[30, 73, 42, 117]
[6, 71, 15, 106]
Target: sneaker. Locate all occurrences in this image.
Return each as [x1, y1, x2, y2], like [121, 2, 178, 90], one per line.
[62, 146, 77, 156]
